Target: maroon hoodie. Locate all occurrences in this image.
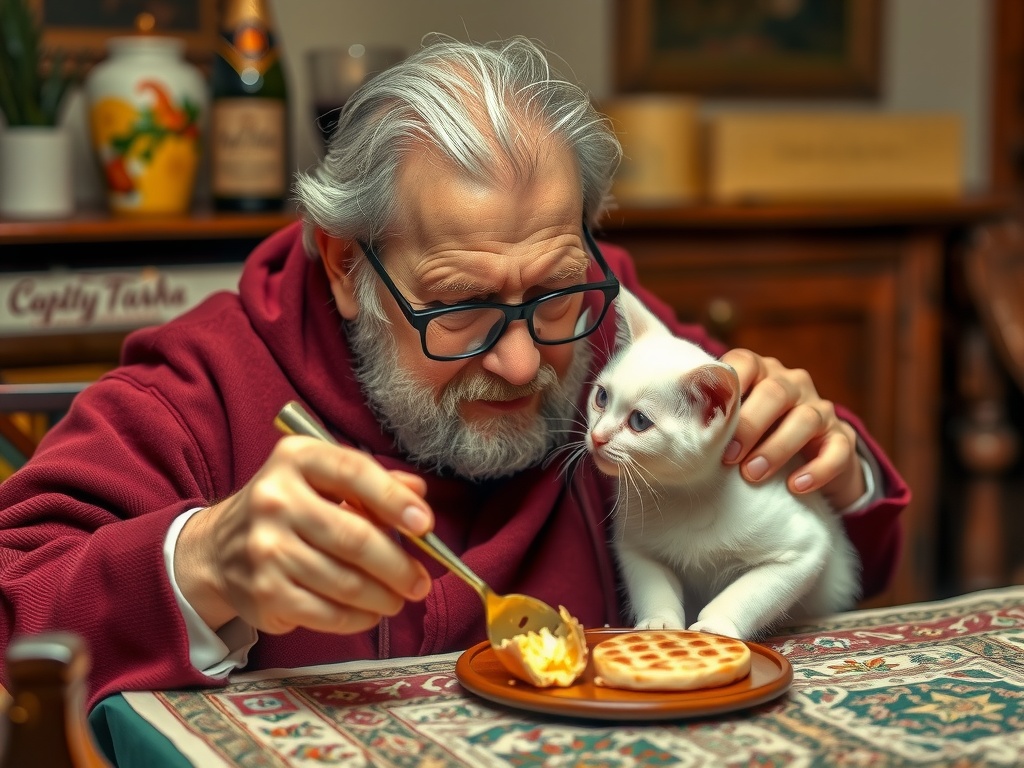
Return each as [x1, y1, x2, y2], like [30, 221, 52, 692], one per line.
[0, 223, 908, 707]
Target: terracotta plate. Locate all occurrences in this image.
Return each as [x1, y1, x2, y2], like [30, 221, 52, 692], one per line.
[455, 628, 793, 721]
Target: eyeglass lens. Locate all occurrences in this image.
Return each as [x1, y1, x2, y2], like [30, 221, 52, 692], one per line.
[423, 288, 608, 358]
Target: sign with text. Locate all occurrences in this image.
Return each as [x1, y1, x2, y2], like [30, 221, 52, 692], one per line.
[0, 264, 242, 336]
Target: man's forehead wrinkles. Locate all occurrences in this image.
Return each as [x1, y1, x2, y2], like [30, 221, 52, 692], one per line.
[417, 251, 480, 277]
[423, 264, 493, 293]
[413, 245, 588, 294]
[550, 258, 588, 280]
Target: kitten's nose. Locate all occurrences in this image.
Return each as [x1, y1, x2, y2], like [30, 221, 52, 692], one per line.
[590, 434, 608, 448]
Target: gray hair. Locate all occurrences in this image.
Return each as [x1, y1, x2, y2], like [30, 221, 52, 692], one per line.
[293, 35, 621, 318]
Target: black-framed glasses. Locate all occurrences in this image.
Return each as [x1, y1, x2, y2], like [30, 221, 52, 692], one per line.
[358, 223, 620, 361]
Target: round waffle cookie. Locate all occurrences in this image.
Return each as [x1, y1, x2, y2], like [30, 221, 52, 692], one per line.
[592, 630, 752, 691]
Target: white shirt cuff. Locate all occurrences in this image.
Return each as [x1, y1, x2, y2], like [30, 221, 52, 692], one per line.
[164, 507, 258, 677]
[835, 440, 883, 515]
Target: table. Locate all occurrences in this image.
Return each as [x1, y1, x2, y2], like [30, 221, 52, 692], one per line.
[91, 585, 1024, 766]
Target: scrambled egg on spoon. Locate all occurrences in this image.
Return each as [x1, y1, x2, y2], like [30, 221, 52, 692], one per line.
[491, 606, 588, 687]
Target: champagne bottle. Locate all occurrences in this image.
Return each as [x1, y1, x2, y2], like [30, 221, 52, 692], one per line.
[0, 633, 110, 768]
[211, 0, 289, 211]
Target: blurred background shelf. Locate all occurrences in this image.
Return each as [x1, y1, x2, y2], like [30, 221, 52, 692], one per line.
[0, 209, 296, 273]
[601, 196, 1009, 230]
[0, 208, 295, 246]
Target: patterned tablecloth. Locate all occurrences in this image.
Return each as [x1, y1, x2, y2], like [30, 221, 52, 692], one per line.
[111, 586, 1024, 767]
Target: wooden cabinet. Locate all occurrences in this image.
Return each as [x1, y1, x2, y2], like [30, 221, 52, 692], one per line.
[600, 198, 1006, 607]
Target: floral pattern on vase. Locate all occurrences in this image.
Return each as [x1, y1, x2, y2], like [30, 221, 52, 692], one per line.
[85, 37, 207, 215]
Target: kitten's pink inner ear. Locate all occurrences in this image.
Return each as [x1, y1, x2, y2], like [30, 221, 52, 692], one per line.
[692, 367, 738, 427]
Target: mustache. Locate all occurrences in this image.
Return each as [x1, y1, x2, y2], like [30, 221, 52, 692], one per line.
[443, 364, 559, 406]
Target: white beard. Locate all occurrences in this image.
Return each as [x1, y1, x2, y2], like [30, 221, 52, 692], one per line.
[345, 313, 592, 481]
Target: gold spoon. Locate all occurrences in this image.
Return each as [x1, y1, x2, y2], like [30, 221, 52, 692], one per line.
[273, 400, 567, 648]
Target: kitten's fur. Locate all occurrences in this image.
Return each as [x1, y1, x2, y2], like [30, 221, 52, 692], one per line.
[585, 288, 860, 639]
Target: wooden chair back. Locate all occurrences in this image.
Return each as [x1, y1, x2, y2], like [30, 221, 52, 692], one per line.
[964, 220, 1024, 391]
[0, 383, 90, 477]
[956, 219, 1024, 592]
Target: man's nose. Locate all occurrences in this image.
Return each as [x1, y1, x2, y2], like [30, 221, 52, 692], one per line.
[479, 319, 540, 387]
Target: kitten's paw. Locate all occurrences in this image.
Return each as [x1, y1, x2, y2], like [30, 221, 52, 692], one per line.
[635, 615, 685, 631]
[688, 617, 742, 639]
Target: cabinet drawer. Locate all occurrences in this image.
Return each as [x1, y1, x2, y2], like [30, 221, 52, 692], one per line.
[645, 268, 898, 450]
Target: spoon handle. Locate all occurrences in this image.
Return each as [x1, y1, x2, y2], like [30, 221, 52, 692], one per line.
[274, 401, 490, 600]
[274, 400, 335, 443]
[408, 530, 490, 597]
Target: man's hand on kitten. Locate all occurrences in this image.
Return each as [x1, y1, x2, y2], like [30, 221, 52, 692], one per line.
[719, 348, 866, 511]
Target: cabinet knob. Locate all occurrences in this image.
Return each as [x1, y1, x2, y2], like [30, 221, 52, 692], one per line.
[706, 297, 737, 333]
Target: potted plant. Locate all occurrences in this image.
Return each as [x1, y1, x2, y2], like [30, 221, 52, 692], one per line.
[0, 0, 80, 218]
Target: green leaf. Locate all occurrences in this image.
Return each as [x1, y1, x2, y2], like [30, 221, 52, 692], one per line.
[7, 0, 42, 123]
[39, 54, 63, 123]
[0, 0, 77, 126]
[0, 37, 25, 124]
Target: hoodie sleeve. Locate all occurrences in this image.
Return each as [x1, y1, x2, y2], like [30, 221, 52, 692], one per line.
[0, 374, 225, 709]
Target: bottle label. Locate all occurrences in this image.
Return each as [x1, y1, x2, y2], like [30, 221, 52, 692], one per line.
[212, 98, 286, 197]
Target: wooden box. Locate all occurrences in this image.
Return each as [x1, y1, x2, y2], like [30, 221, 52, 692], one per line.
[707, 113, 963, 203]
[601, 97, 704, 206]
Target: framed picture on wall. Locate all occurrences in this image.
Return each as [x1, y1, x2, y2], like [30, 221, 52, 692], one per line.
[615, 0, 882, 97]
[30, 0, 217, 63]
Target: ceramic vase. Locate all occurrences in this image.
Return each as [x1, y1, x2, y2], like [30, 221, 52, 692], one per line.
[0, 127, 74, 220]
[84, 36, 207, 215]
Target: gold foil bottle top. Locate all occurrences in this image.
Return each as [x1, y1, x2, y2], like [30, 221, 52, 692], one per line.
[134, 12, 156, 33]
[218, 0, 278, 76]
[220, 0, 274, 32]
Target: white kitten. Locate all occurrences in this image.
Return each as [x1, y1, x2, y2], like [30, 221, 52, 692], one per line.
[586, 288, 860, 639]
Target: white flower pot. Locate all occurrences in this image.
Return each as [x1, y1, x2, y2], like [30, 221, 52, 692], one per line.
[0, 126, 75, 220]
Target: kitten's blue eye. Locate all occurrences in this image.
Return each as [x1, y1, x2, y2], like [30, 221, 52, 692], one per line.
[628, 410, 653, 432]
[594, 386, 608, 409]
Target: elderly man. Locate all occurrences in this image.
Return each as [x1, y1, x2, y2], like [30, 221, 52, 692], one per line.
[0, 36, 907, 706]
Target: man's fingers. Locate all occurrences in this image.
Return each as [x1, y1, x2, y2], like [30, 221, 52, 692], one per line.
[390, 470, 428, 496]
[717, 348, 865, 508]
[251, 577, 389, 636]
[250, 465, 431, 604]
[292, 505, 432, 602]
[737, 402, 829, 483]
[278, 532, 428, 612]
[209, 436, 439, 637]
[784, 430, 850, 494]
[720, 348, 760, 393]
[728, 375, 795, 465]
[277, 436, 434, 535]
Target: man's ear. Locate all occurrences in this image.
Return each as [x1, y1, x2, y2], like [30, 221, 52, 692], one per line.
[315, 227, 359, 320]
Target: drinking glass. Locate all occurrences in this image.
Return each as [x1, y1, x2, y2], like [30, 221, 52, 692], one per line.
[306, 44, 406, 148]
